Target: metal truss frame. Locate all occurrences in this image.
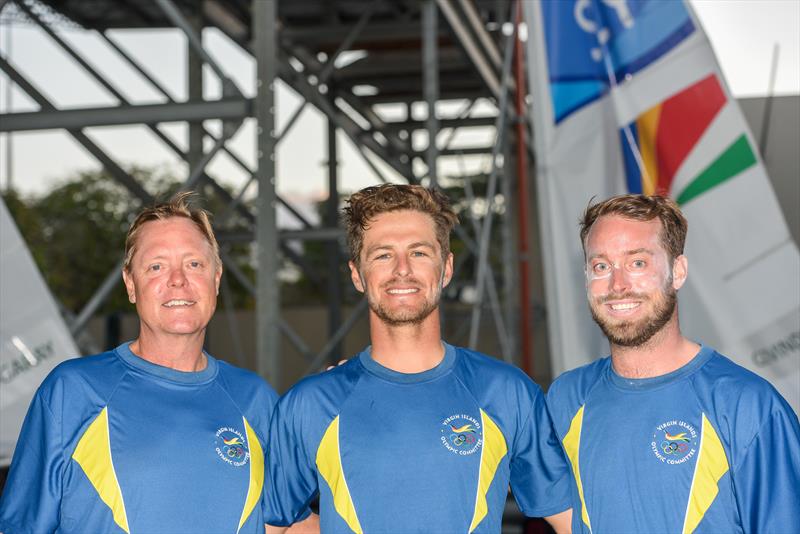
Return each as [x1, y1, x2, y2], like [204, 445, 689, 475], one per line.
[0, 0, 539, 386]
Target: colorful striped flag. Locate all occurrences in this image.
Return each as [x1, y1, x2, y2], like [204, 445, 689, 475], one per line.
[524, 0, 799, 412]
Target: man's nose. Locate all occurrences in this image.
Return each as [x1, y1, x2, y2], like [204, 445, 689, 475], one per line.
[610, 265, 630, 293]
[393, 254, 411, 276]
[168, 266, 188, 287]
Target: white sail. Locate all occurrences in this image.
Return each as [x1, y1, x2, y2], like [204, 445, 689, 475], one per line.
[0, 196, 79, 465]
[523, 0, 799, 412]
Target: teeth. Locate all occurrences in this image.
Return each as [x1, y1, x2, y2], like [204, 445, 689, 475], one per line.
[164, 300, 193, 307]
[610, 302, 639, 310]
[388, 288, 418, 294]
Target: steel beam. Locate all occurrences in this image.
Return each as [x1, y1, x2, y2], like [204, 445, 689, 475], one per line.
[187, 7, 204, 170]
[383, 116, 495, 131]
[0, 99, 250, 132]
[253, 0, 281, 384]
[154, 0, 241, 97]
[0, 56, 153, 204]
[468, 27, 516, 349]
[326, 103, 343, 362]
[436, 0, 501, 98]
[423, 0, 439, 185]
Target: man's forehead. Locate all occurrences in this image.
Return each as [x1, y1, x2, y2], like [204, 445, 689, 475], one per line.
[586, 215, 663, 252]
[364, 210, 436, 237]
[134, 218, 212, 255]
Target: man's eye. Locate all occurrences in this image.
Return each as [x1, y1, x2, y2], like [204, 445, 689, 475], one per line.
[149, 264, 161, 272]
[411, 250, 427, 257]
[631, 260, 647, 269]
[593, 263, 608, 273]
[189, 261, 201, 268]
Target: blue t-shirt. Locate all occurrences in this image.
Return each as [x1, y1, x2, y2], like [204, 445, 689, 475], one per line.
[547, 345, 800, 533]
[266, 342, 571, 533]
[0, 342, 277, 534]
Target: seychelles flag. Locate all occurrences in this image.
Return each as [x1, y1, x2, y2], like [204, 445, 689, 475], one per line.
[524, 0, 799, 412]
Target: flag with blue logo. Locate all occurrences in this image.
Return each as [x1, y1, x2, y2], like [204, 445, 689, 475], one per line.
[524, 0, 799, 412]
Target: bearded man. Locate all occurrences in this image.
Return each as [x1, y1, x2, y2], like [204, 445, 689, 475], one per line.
[547, 194, 800, 533]
[265, 184, 572, 533]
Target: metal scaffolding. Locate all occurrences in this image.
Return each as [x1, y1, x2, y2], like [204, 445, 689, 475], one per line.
[0, 0, 548, 388]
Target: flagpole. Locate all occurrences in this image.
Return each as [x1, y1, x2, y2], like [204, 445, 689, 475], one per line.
[589, 0, 651, 190]
[513, 0, 533, 378]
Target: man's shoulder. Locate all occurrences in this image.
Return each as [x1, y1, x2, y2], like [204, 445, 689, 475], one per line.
[41, 348, 121, 388]
[215, 358, 277, 399]
[30, 348, 123, 414]
[453, 345, 535, 384]
[548, 356, 610, 400]
[698, 348, 793, 413]
[279, 356, 363, 407]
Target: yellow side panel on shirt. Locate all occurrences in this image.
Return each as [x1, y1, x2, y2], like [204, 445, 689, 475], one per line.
[681, 413, 729, 534]
[316, 416, 363, 534]
[237, 416, 264, 533]
[468, 409, 508, 533]
[563, 405, 592, 533]
[72, 407, 130, 533]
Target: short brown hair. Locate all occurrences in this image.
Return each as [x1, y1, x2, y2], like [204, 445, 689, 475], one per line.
[123, 191, 221, 272]
[579, 194, 688, 261]
[343, 184, 458, 265]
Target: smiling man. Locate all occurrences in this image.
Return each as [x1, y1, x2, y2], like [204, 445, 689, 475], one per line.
[546, 194, 800, 533]
[265, 184, 572, 533]
[0, 193, 296, 533]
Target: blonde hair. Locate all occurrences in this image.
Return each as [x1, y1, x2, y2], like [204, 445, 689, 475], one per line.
[123, 191, 221, 271]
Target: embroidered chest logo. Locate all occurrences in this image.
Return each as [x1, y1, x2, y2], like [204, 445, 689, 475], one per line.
[650, 420, 698, 465]
[440, 414, 483, 456]
[215, 426, 250, 467]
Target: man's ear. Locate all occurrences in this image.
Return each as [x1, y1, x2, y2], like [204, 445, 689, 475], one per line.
[122, 269, 136, 304]
[672, 255, 688, 290]
[442, 252, 454, 288]
[215, 265, 223, 296]
[349, 261, 365, 293]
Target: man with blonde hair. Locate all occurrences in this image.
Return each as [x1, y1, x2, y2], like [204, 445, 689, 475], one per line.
[547, 194, 800, 533]
[265, 184, 572, 533]
[0, 193, 315, 533]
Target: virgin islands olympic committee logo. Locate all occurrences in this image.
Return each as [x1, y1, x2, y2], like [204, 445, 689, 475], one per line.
[215, 426, 250, 467]
[440, 414, 482, 456]
[650, 419, 698, 465]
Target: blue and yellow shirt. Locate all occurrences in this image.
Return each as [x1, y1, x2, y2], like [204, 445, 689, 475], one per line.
[0, 342, 276, 534]
[266, 342, 571, 533]
[547, 346, 800, 533]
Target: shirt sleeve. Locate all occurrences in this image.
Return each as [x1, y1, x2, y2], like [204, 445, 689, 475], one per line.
[0, 389, 64, 534]
[264, 391, 316, 527]
[731, 405, 800, 532]
[509, 383, 573, 518]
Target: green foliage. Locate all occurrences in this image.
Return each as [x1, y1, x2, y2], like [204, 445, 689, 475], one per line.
[1, 168, 255, 315]
[4, 171, 137, 313]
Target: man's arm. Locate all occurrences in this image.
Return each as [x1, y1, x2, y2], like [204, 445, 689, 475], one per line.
[509, 382, 575, 528]
[544, 509, 572, 534]
[0, 390, 64, 533]
[265, 512, 320, 534]
[732, 405, 800, 531]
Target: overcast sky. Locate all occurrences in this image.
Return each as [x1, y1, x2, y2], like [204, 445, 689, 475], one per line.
[0, 0, 798, 199]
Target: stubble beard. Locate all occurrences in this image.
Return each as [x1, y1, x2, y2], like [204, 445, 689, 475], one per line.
[589, 280, 677, 348]
[364, 271, 444, 327]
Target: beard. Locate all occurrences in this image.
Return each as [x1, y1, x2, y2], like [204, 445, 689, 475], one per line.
[365, 275, 443, 327]
[589, 282, 677, 347]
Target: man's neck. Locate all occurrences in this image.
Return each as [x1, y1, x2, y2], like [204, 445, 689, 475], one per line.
[130, 332, 208, 372]
[610, 318, 700, 379]
[369, 312, 445, 373]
